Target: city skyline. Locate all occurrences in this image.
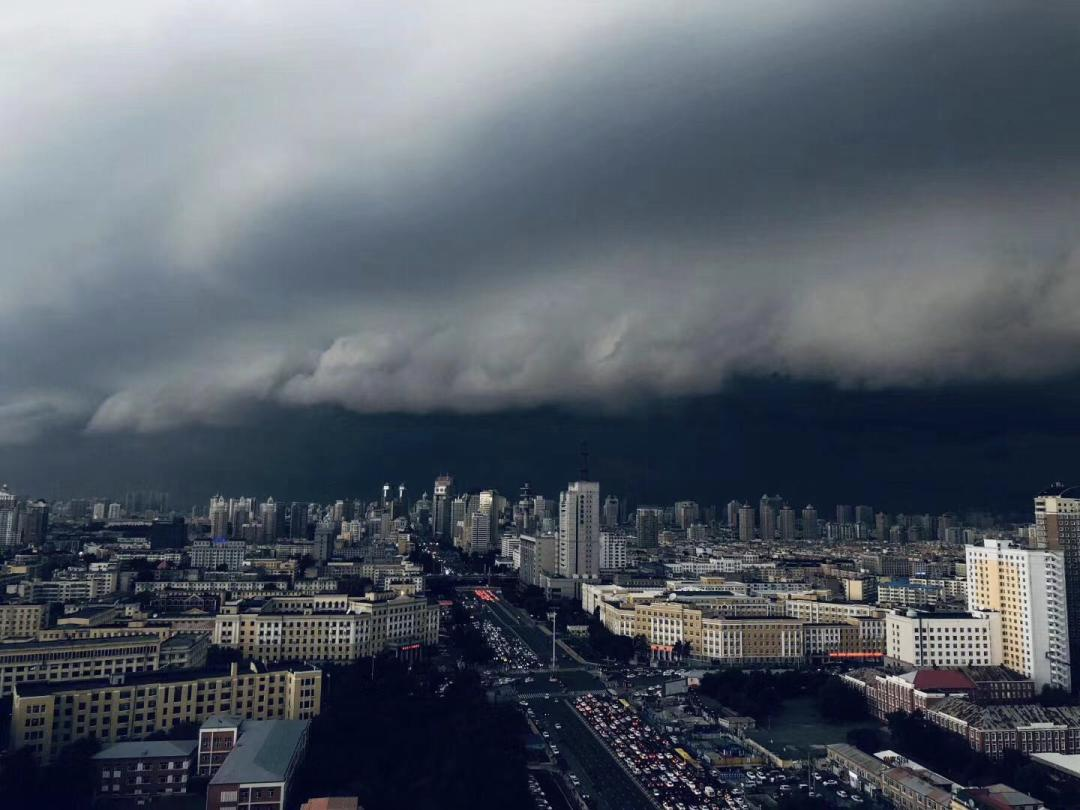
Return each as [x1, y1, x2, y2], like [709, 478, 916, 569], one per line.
[4, 4, 1080, 510]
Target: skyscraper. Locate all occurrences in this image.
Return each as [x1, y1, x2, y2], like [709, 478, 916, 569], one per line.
[1034, 484, 1080, 689]
[836, 504, 853, 525]
[289, 502, 309, 539]
[209, 496, 229, 539]
[801, 505, 818, 540]
[737, 504, 755, 542]
[559, 481, 600, 578]
[0, 485, 19, 548]
[779, 504, 796, 541]
[673, 501, 699, 530]
[432, 475, 454, 541]
[758, 495, 776, 541]
[725, 500, 741, 529]
[966, 538, 1071, 691]
[635, 506, 662, 548]
[603, 495, 620, 528]
[20, 500, 49, 545]
[259, 498, 284, 541]
[468, 490, 498, 555]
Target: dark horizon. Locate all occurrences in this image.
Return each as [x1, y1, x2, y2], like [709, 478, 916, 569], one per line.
[5, 375, 1076, 521]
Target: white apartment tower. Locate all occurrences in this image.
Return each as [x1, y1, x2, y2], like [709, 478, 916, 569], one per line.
[965, 538, 1071, 690]
[559, 481, 600, 578]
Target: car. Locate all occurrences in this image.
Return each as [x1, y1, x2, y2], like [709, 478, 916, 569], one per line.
[851, 797, 863, 804]
[837, 790, 848, 799]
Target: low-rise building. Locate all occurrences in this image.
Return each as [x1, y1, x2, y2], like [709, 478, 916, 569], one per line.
[203, 717, 310, 810]
[0, 602, 51, 639]
[93, 739, 197, 804]
[926, 698, 1080, 757]
[825, 743, 888, 798]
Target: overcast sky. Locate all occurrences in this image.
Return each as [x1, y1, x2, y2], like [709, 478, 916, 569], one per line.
[3, 2, 1080, 507]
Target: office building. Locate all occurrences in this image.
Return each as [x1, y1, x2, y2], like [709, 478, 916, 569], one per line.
[885, 609, 1003, 669]
[189, 539, 246, 572]
[518, 534, 558, 587]
[0, 632, 207, 697]
[212, 592, 439, 662]
[558, 481, 600, 578]
[209, 496, 229, 539]
[11, 662, 322, 763]
[432, 475, 454, 541]
[599, 531, 630, 570]
[966, 538, 1071, 690]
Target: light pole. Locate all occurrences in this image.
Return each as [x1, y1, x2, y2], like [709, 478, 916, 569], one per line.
[548, 609, 558, 681]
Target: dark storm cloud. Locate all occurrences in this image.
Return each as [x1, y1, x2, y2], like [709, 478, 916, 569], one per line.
[3, 1, 1080, 444]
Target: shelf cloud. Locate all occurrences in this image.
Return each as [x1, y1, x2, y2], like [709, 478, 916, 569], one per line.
[3, 1, 1080, 444]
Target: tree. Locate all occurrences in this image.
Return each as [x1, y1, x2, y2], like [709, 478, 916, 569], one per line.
[632, 634, 652, 663]
[817, 676, 869, 723]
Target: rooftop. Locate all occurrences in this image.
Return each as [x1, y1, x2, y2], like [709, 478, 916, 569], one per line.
[209, 719, 309, 785]
[94, 739, 196, 761]
[912, 670, 977, 692]
[0, 634, 161, 653]
[14, 661, 320, 697]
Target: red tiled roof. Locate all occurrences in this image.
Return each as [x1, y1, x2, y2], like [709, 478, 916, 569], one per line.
[913, 669, 976, 691]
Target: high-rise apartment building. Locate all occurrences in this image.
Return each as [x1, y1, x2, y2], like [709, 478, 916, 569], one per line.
[965, 538, 1071, 690]
[779, 505, 797, 541]
[738, 504, 755, 542]
[1035, 485, 1080, 690]
[725, 500, 740, 529]
[559, 481, 600, 578]
[801, 505, 819, 540]
[836, 504, 853, 525]
[759, 495, 776, 541]
[209, 496, 229, 539]
[432, 475, 454, 541]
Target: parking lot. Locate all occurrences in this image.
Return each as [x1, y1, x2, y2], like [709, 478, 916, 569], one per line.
[573, 693, 739, 810]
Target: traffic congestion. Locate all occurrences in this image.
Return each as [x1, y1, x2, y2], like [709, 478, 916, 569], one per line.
[481, 616, 542, 669]
[573, 693, 740, 810]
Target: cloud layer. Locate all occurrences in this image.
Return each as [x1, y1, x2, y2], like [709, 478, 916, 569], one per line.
[4, 1, 1080, 444]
